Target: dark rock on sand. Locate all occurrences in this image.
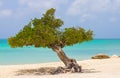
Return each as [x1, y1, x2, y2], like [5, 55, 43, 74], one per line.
[91, 54, 110, 59]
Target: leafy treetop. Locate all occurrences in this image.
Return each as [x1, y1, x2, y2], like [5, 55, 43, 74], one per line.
[8, 8, 93, 48]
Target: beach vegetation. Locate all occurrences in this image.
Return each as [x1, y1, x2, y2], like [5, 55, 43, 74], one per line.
[8, 8, 93, 73]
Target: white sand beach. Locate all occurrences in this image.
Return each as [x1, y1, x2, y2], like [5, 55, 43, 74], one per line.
[0, 58, 120, 78]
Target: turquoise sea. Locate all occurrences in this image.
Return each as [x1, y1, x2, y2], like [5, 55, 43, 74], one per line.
[0, 39, 120, 65]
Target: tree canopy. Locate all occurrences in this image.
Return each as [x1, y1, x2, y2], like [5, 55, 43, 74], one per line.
[8, 8, 93, 48]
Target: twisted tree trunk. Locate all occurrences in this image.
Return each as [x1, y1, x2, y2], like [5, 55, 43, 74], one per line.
[51, 45, 81, 72]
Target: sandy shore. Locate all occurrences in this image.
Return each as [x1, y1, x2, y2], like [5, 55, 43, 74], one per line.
[0, 58, 120, 78]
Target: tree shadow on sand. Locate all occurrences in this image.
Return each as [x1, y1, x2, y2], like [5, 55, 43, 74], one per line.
[16, 67, 100, 76]
[81, 69, 100, 73]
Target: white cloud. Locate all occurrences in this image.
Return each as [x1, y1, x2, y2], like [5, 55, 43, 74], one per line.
[67, 0, 120, 22]
[19, 0, 29, 4]
[80, 14, 90, 22]
[18, 0, 68, 11]
[109, 17, 117, 22]
[67, 0, 120, 16]
[0, 1, 2, 6]
[0, 9, 12, 17]
[15, 0, 69, 18]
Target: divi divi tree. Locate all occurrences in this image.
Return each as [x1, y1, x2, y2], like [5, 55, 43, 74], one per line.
[8, 8, 93, 72]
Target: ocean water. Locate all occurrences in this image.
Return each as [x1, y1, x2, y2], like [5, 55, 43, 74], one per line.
[0, 39, 120, 65]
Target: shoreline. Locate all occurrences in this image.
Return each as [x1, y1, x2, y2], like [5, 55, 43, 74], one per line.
[0, 58, 120, 78]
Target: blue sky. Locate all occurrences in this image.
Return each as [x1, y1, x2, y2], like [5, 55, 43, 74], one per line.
[0, 0, 120, 39]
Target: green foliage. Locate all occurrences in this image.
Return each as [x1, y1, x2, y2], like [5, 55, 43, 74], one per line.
[8, 8, 93, 48]
[63, 27, 93, 46]
[32, 8, 63, 29]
